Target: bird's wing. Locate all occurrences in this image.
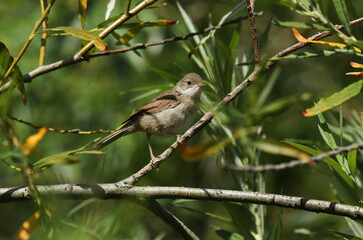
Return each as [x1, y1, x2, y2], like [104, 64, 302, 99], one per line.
[118, 90, 181, 128]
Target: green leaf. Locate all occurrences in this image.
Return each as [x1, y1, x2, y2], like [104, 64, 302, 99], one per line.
[318, 124, 337, 150]
[270, 48, 355, 61]
[0, 42, 25, 104]
[332, 0, 351, 34]
[211, 225, 245, 240]
[172, 204, 232, 225]
[270, 209, 283, 240]
[354, 41, 363, 51]
[149, 68, 179, 83]
[283, 142, 320, 155]
[284, 141, 359, 200]
[254, 92, 310, 121]
[329, 229, 363, 240]
[347, 149, 357, 177]
[78, 0, 87, 29]
[272, 20, 328, 30]
[224, 203, 255, 240]
[32, 147, 103, 171]
[48, 27, 106, 51]
[303, 80, 363, 117]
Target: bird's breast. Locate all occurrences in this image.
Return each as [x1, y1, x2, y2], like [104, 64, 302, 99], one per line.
[139, 100, 198, 135]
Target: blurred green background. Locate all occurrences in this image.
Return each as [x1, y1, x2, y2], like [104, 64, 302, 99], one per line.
[0, 0, 362, 239]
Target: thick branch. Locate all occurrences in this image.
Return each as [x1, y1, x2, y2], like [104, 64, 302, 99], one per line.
[0, 185, 361, 220]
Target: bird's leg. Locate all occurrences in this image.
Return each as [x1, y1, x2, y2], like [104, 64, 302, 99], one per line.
[146, 133, 158, 164]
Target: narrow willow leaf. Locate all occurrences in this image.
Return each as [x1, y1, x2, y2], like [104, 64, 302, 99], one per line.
[270, 209, 283, 240]
[318, 125, 337, 150]
[255, 139, 310, 160]
[292, 28, 347, 49]
[270, 49, 355, 60]
[32, 147, 103, 171]
[115, 20, 178, 46]
[347, 149, 357, 177]
[0, 42, 25, 103]
[332, 0, 351, 34]
[285, 141, 357, 196]
[329, 228, 363, 240]
[211, 225, 245, 240]
[224, 203, 255, 240]
[272, 20, 328, 30]
[50, 27, 106, 51]
[78, 0, 87, 29]
[105, 0, 116, 20]
[302, 80, 363, 117]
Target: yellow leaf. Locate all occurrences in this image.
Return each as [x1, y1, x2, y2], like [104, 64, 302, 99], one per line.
[292, 28, 346, 49]
[16, 212, 41, 240]
[346, 71, 363, 76]
[22, 127, 47, 156]
[255, 139, 310, 160]
[349, 62, 363, 68]
[179, 128, 258, 162]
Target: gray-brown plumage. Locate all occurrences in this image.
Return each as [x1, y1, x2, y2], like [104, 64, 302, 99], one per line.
[93, 73, 205, 159]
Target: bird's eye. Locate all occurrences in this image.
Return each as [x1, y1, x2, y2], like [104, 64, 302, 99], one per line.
[187, 80, 192, 85]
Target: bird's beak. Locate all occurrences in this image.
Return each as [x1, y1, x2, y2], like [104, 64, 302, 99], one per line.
[198, 82, 206, 88]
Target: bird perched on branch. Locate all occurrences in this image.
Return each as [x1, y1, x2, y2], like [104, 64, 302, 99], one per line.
[93, 73, 206, 161]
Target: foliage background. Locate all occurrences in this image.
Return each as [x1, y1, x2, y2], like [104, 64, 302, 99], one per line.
[0, 0, 362, 239]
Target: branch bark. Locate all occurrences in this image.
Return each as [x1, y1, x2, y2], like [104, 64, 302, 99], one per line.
[0, 185, 361, 220]
[221, 143, 363, 172]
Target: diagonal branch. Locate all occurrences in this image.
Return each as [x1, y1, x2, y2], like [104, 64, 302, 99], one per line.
[120, 17, 363, 186]
[0, 185, 361, 220]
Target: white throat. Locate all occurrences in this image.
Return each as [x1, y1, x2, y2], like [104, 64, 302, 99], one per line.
[180, 86, 201, 98]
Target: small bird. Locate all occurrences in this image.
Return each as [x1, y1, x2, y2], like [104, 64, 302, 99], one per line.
[93, 73, 206, 161]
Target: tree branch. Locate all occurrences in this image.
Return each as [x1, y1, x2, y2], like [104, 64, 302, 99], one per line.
[0, 16, 250, 94]
[75, 0, 159, 58]
[219, 143, 363, 172]
[119, 17, 363, 185]
[0, 185, 361, 220]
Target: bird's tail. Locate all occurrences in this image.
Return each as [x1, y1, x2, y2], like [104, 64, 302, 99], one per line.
[93, 124, 135, 149]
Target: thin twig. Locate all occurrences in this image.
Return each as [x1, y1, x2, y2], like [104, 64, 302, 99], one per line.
[0, 0, 55, 86]
[120, 69, 260, 186]
[119, 17, 363, 185]
[9, 116, 113, 134]
[136, 199, 199, 240]
[125, 0, 132, 16]
[267, 17, 363, 69]
[0, 15, 251, 94]
[2, 16, 360, 94]
[75, 0, 158, 59]
[0, 185, 361, 220]
[220, 143, 363, 172]
[246, 0, 260, 62]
